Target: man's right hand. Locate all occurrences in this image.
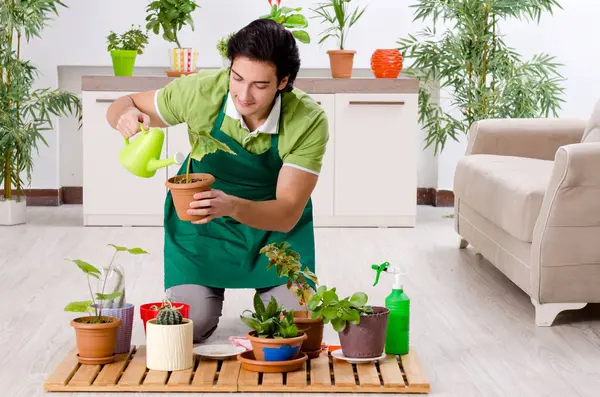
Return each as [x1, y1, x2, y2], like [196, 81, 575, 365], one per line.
[107, 90, 167, 136]
[116, 107, 151, 139]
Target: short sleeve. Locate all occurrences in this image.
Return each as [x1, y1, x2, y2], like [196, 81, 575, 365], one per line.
[282, 110, 329, 175]
[155, 74, 198, 126]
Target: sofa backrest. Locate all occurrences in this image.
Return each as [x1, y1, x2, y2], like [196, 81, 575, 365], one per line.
[582, 99, 600, 143]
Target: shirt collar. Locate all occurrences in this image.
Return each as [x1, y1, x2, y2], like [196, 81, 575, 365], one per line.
[224, 92, 281, 135]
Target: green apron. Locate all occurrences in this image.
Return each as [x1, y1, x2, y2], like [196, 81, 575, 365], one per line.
[163, 94, 316, 290]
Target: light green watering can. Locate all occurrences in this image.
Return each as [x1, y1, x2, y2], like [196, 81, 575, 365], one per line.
[119, 123, 185, 178]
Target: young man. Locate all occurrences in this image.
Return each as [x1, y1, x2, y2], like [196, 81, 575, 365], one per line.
[106, 19, 328, 342]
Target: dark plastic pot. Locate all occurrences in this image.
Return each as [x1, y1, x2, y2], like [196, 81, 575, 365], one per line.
[338, 306, 390, 358]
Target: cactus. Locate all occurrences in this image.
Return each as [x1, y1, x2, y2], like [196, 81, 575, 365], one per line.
[156, 307, 183, 325]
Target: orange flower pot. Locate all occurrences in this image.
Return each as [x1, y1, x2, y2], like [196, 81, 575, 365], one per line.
[370, 49, 403, 79]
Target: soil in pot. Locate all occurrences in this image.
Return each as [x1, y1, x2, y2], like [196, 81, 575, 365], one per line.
[247, 331, 307, 362]
[338, 306, 390, 358]
[293, 311, 324, 358]
[165, 173, 215, 222]
[327, 50, 356, 78]
[71, 316, 121, 364]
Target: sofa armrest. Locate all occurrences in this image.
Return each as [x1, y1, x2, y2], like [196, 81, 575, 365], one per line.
[467, 118, 587, 160]
[531, 142, 600, 303]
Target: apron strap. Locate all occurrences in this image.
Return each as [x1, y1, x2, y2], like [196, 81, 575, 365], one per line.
[214, 94, 228, 131]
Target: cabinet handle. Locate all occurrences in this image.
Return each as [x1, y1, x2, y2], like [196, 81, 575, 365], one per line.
[96, 99, 116, 103]
[349, 101, 405, 105]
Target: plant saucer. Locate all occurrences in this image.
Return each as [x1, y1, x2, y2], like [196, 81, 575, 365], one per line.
[237, 350, 308, 373]
[331, 349, 386, 364]
[193, 344, 246, 359]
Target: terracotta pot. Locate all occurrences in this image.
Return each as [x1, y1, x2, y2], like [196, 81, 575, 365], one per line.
[293, 311, 324, 358]
[370, 49, 403, 79]
[70, 316, 122, 364]
[146, 318, 194, 371]
[338, 306, 390, 358]
[247, 331, 307, 362]
[165, 173, 215, 222]
[327, 50, 356, 78]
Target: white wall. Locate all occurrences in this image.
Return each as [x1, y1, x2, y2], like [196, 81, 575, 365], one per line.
[12, 0, 600, 191]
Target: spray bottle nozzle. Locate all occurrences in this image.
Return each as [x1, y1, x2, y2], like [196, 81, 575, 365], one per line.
[372, 261, 390, 286]
[371, 261, 405, 290]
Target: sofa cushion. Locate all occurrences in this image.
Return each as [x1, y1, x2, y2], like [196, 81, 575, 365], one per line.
[582, 99, 600, 143]
[454, 155, 554, 242]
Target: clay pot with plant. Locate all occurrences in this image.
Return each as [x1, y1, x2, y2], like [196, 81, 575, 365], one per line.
[311, 0, 367, 78]
[106, 25, 149, 76]
[308, 286, 389, 358]
[64, 244, 149, 364]
[165, 130, 235, 222]
[146, 302, 194, 371]
[260, 241, 323, 358]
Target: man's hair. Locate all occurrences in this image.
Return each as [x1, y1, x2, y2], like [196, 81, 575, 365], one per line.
[227, 19, 300, 93]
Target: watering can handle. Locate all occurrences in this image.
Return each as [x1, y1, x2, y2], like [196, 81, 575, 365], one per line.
[123, 122, 149, 146]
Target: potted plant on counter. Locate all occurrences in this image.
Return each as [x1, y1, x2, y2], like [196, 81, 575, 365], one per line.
[308, 286, 389, 358]
[146, 302, 194, 371]
[145, 0, 200, 76]
[260, 241, 323, 358]
[216, 32, 234, 67]
[260, 0, 311, 44]
[311, 0, 367, 78]
[106, 25, 149, 76]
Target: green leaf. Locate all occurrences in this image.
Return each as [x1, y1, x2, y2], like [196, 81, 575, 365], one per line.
[96, 292, 123, 301]
[292, 30, 310, 44]
[190, 133, 236, 162]
[307, 295, 321, 311]
[64, 301, 93, 313]
[323, 289, 338, 305]
[323, 306, 339, 320]
[240, 316, 261, 331]
[67, 259, 101, 279]
[107, 244, 148, 254]
[349, 292, 368, 307]
[284, 14, 308, 28]
[253, 293, 266, 316]
[331, 317, 346, 332]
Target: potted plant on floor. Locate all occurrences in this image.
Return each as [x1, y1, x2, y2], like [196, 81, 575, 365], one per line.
[240, 294, 307, 363]
[140, 297, 190, 333]
[311, 0, 367, 78]
[165, 128, 235, 222]
[260, 0, 311, 44]
[63, 243, 149, 364]
[260, 241, 323, 358]
[308, 286, 389, 358]
[216, 32, 234, 67]
[106, 25, 149, 76]
[145, 0, 200, 77]
[0, 0, 81, 226]
[146, 301, 194, 371]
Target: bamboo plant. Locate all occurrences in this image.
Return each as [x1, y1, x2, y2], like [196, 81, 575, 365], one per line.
[397, 0, 565, 154]
[0, 0, 82, 201]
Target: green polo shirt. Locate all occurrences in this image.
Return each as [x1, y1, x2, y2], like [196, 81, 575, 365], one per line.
[155, 68, 328, 175]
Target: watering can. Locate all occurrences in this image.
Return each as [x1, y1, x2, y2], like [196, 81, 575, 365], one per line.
[119, 123, 185, 178]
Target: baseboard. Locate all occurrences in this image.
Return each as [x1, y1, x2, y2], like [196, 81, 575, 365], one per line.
[1, 187, 453, 207]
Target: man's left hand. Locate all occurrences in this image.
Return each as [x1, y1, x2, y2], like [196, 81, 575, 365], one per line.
[188, 189, 235, 224]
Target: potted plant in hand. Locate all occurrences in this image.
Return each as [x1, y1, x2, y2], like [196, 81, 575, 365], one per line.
[165, 128, 235, 222]
[240, 294, 307, 363]
[260, 241, 323, 358]
[146, 301, 194, 371]
[308, 286, 389, 358]
[216, 32, 234, 67]
[145, 0, 200, 76]
[106, 25, 149, 76]
[260, 0, 311, 44]
[63, 243, 148, 364]
[311, 0, 367, 78]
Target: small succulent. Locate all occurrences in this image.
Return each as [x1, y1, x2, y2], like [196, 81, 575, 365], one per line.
[156, 307, 183, 325]
[240, 293, 299, 339]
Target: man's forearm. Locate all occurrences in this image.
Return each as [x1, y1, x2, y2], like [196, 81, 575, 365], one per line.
[230, 197, 301, 233]
[106, 96, 136, 129]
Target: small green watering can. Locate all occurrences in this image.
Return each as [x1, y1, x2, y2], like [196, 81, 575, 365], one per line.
[119, 123, 185, 178]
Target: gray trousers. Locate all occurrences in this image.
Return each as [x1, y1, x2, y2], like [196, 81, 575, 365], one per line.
[166, 284, 302, 343]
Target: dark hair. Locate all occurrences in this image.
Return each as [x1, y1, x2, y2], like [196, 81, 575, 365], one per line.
[227, 19, 300, 93]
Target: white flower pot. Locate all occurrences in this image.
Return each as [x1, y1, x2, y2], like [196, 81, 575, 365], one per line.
[0, 199, 26, 225]
[146, 318, 194, 371]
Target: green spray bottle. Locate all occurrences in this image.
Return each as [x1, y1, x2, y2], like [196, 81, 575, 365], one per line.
[372, 261, 410, 355]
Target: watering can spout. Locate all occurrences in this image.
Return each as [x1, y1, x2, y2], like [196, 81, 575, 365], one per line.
[147, 152, 186, 172]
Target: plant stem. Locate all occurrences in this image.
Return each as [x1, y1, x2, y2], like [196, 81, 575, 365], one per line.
[186, 138, 198, 183]
[3, 152, 11, 200]
[98, 250, 118, 318]
[87, 275, 97, 318]
[481, 4, 489, 115]
[174, 32, 182, 49]
[15, 33, 21, 199]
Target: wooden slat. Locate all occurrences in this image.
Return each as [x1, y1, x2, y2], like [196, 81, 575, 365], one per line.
[168, 367, 194, 386]
[401, 350, 429, 388]
[332, 359, 356, 387]
[143, 370, 169, 386]
[262, 372, 283, 387]
[191, 359, 217, 386]
[379, 356, 406, 388]
[69, 364, 101, 387]
[44, 347, 79, 388]
[356, 363, 381, 387]
[216, 359, 241, 390]
[310, 353, 331, 386]
[285, 362, 307, 388]
[237, 368, 259, 388]
[93, 350, 133, 386]
[118, 346, 147, 386]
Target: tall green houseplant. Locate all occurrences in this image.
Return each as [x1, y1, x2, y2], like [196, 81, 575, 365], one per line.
[0, 1, 81, 205]
[397, 0, 565, 154]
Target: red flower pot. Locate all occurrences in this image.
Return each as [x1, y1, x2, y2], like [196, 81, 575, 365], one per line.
[140, 302, 190, 333]
[370, 49, 403, 79]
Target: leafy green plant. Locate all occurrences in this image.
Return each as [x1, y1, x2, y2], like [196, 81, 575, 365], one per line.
[311, 0, 367, 50]
[216, 32, 234, 59]
[260, 241, 318, 308]
[1, 0, 82, 202]
[145, 0, 199, 48]
[261, 0, 310, 44]
[240, 294, 299, 338]
[397, 0, 565, 154]
[107, 25, 149, 54]
[64, 244, 148, 324]
[307, 286, 372, 332]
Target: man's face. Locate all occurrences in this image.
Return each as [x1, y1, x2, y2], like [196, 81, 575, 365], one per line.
[229, 56, 288, 118]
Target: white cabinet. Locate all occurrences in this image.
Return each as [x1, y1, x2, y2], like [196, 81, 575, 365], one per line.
[166, 123, 191, 179]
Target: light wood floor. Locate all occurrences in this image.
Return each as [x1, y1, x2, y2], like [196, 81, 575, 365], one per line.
[1, 205, 599, 397]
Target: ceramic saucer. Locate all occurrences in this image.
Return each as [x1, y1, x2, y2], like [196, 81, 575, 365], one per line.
[331, 349, 386, 364]
[193, 344, 247, 359]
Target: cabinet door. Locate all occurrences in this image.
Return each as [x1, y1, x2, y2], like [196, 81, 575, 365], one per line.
[307, 94, 335, 223]
[166, 123, 191, 179]
[333, 94, 418, 225]
[82, 91, 166, 226]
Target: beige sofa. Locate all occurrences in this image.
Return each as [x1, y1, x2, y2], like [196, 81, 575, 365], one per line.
[454, 100, 600, 326]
